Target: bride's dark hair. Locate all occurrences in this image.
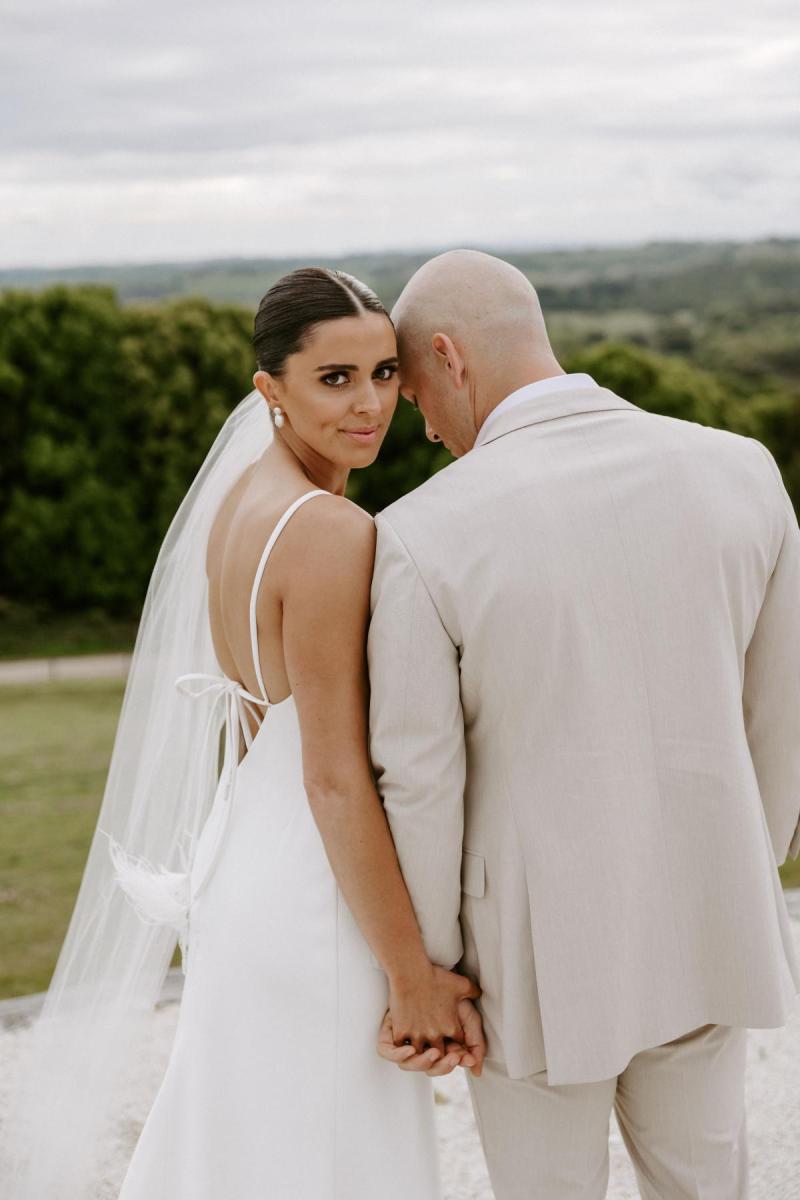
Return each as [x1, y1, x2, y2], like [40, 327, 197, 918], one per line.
[252, 267, 391, 376]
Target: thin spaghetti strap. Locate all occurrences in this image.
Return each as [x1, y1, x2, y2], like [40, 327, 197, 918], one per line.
[248, 489, 329, 702]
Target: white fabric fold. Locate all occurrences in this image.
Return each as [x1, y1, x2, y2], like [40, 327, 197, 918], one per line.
[107, 672, 269, 974]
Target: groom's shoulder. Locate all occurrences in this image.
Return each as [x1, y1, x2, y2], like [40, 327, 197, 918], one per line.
[644, 409, 780, 474]
[375, 452, 481, 536]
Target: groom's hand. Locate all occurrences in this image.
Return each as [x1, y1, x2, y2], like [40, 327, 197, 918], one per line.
[387, 962, 480, 1057]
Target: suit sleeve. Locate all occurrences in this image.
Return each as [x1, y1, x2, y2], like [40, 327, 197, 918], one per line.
[367, 513, 466, 968]
[742, 441, 800, 863]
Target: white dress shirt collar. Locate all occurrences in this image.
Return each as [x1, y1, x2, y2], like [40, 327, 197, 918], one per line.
[474, 373, 599, 450]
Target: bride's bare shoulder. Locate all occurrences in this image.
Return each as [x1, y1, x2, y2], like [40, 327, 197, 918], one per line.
[278, 494, 376, 648]
[301, 491, 374, 530]
[284, 492, 376, 571]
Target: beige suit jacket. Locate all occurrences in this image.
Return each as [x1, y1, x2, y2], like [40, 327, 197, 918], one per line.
[367, 382, 800, 1086]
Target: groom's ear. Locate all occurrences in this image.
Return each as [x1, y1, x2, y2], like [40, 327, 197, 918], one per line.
[430, 332, 465, 387]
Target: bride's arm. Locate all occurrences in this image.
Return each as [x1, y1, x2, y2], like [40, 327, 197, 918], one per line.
[279, 495, 479, 1060]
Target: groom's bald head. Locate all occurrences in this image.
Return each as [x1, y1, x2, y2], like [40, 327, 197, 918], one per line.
[392, 249, 550, 363]
[391, 249, 562, 457]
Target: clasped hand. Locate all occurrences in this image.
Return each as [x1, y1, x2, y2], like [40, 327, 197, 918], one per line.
[377, 962, 486, 1077]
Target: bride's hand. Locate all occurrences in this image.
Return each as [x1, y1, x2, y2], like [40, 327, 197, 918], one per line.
[425, 999, 486, 1078]
[377, 997, 486, 1077]
[385, 961, 481, 1056]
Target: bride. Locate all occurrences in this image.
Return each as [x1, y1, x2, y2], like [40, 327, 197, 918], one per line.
[3, 267, 485, 1199]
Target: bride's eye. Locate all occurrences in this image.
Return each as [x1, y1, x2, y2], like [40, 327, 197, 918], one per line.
[321, 372, 348, 387]
[374, 365, 398, 382]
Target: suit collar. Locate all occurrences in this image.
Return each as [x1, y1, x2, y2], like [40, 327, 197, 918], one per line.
[473, 382, 641, 449]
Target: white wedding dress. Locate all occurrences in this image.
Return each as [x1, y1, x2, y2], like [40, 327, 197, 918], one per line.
[117, 490, 442, 1199]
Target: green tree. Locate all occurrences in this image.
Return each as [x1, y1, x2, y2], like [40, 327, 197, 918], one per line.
[563, 341, 733, 429]
[0, 288, 253, 613]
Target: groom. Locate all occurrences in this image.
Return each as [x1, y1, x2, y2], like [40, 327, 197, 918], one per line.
[367, 249, 800, 1199]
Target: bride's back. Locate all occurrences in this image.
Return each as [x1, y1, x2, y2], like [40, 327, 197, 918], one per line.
[205, 454, 320, 709]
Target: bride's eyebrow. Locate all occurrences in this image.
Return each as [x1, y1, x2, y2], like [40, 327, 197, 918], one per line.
[314, 357, 399, 371]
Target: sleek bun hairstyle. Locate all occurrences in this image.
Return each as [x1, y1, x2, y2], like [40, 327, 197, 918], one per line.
[252, 267, 391, 376]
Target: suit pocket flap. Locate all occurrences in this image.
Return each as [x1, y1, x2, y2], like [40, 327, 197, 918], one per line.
[461, 849, 485, 898]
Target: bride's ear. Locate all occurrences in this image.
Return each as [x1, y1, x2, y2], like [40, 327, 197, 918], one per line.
[253, 370, 274, 404]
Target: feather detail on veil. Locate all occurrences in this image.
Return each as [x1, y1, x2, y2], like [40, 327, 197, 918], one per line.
[105, 834, 192, 968]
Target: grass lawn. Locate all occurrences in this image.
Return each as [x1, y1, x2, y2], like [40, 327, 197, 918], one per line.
[0, 678, 181, 999]
[1, 679, 798, 1000]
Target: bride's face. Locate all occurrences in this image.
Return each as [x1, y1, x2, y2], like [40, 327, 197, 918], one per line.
[254, 312, 399, 467]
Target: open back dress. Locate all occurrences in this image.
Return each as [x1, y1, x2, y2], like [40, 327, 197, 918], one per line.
[117, 489, 442, 1199]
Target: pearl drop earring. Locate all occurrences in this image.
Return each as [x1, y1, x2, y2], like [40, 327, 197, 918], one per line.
[272, 405, 285, 429]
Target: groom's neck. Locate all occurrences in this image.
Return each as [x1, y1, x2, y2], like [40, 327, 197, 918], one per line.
[472, 355, 566, 438]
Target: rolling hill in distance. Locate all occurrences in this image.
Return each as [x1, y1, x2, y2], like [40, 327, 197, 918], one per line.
[1, 238, 798, 318]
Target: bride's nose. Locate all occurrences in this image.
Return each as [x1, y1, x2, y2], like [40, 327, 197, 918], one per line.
[353, 382, 383, 416]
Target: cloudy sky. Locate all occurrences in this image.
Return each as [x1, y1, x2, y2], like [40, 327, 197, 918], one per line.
[2, 0, 798, 267]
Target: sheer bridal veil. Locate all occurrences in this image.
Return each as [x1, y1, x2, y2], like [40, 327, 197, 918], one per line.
[2, 388, 273, 1198]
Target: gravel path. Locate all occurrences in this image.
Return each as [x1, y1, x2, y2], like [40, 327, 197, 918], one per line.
[0, 652, 131, 685]
[2, 895, 799, 1198]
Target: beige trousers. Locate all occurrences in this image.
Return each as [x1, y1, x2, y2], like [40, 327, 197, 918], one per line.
[466, 1023, 749, 1199]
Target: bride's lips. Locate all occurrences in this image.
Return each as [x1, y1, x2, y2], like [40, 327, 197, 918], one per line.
[340, 426, 379, 444]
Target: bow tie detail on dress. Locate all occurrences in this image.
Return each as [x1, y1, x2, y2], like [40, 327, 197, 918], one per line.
[175, 671, 269, 764]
